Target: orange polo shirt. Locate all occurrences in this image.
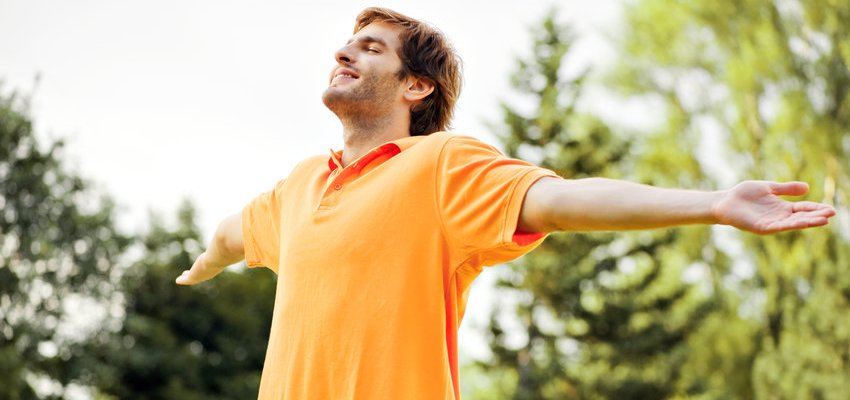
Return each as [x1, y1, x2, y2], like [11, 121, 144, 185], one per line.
[242, 132, 556, 399]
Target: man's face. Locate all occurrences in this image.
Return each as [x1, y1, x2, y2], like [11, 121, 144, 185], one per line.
[322, 22, 407, 119]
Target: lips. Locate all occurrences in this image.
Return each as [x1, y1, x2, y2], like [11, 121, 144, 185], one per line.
[331, 67, 360, 85]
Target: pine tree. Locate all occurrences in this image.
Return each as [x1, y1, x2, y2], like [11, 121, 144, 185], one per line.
[476, 12, 733, 399]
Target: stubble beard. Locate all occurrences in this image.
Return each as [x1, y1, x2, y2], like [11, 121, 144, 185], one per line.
[322, 72, 402, 131]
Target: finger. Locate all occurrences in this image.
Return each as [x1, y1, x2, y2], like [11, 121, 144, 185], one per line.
[175, 270, 191, 285]
[764, 215, 830, 233]
[786, 208, 837, 223]
[792, 201, 836, 215]
[802, 210, 837, 221]
[770, 181, 809, 197]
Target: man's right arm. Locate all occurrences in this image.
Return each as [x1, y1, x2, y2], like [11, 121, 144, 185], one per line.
[175, 212, 244, 285]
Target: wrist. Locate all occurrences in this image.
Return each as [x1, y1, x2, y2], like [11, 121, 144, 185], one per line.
[706, 190, 728, 225]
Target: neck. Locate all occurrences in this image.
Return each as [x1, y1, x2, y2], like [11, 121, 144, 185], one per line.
[338, 112, 410, 167]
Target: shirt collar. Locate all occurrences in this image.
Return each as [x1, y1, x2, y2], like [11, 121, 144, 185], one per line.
[327, 135, 424, 172]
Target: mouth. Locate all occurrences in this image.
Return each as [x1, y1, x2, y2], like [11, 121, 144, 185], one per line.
[331, 68, 360, 85]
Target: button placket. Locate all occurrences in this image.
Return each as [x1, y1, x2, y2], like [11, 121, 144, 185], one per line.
[318, 167, 354, 209]
[318, 143, 400, 211]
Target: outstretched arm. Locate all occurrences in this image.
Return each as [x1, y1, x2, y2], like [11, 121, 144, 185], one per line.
[519, 177, 836, 234]
[175, 212, 245, 285]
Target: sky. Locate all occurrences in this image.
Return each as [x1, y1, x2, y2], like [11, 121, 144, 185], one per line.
[1, 0, 624, 361]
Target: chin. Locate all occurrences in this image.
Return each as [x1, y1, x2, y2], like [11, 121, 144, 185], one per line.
[322, 89, 353, 116]
[321, 89, 339, 110]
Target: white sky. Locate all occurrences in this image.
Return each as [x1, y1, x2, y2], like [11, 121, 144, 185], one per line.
[1, 0, 624, 233]
[1, 0, 623, 362]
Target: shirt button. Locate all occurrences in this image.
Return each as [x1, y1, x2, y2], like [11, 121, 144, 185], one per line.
[333, 183, 342, 190]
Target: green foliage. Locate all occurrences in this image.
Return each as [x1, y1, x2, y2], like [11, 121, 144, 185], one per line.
[0, 87, 276, 399]
[476, 12, 736, 400]
[0, 88, 131, 399]
[88, 203, 276, 400]
[476, 0, 849, 396]
[614, 0, 850, 398]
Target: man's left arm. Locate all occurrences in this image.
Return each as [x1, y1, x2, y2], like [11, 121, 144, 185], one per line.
[518, 177, 836, 234]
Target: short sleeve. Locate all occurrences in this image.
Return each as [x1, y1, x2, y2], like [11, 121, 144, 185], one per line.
[242, 179, 286, 273]
[435, 135, 558, 267]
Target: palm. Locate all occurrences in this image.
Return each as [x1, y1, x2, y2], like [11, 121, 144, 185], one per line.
[714, 181, 835, 234]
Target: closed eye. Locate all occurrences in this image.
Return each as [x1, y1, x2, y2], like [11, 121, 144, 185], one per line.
[345, 35, 388, 54]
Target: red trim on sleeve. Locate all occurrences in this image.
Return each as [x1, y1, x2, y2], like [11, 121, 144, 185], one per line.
[512, 231, 545, 246]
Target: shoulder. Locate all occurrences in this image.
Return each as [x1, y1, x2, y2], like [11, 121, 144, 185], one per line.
[286, 154, 331, 177]
[431, 132, 506, 162]
[267, 154, 330, 193]
[394, 132, 506, 174]
[409, 131, 503, 158]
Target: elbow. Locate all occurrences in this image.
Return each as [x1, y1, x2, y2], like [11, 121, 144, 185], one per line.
[214, 217, 244, 258]
[218, 233, 243, 257]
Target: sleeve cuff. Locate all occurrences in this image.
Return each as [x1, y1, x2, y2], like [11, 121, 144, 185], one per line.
[504, 168, 559, 246]
[241, 204, 264, 268]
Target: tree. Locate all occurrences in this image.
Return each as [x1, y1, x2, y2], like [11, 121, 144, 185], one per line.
[615, 0, 850, 398]
[0, 87, 131, 399]
[88, 202, 277, 400]
[475, 12, 736, 399]
[1, 86, 277, 399]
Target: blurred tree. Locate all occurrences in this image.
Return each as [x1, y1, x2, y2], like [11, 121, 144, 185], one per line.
[88, 202, 276, 400]
[473, 12, 739, 400]
[0, 88, 131, 399]
[615, 0, 850, 399]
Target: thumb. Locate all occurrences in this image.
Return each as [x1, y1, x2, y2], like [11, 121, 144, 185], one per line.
[769, 181, 809, 197]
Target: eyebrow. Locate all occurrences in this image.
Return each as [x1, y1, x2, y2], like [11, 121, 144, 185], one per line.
[346, 35, 388, 48]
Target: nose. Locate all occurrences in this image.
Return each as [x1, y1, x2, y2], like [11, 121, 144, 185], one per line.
[335, 44, 354, 64]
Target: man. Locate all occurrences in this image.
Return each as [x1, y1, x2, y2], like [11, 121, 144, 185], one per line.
[175, 7, 836, 400]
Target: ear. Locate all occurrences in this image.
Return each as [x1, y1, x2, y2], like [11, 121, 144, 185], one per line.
[403, 76, 435, 106]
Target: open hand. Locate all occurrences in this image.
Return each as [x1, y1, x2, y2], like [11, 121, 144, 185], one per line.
[712, 181, 836, 234]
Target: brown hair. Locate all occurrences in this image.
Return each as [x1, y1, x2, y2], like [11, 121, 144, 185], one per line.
[355, 7, 462, 136]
